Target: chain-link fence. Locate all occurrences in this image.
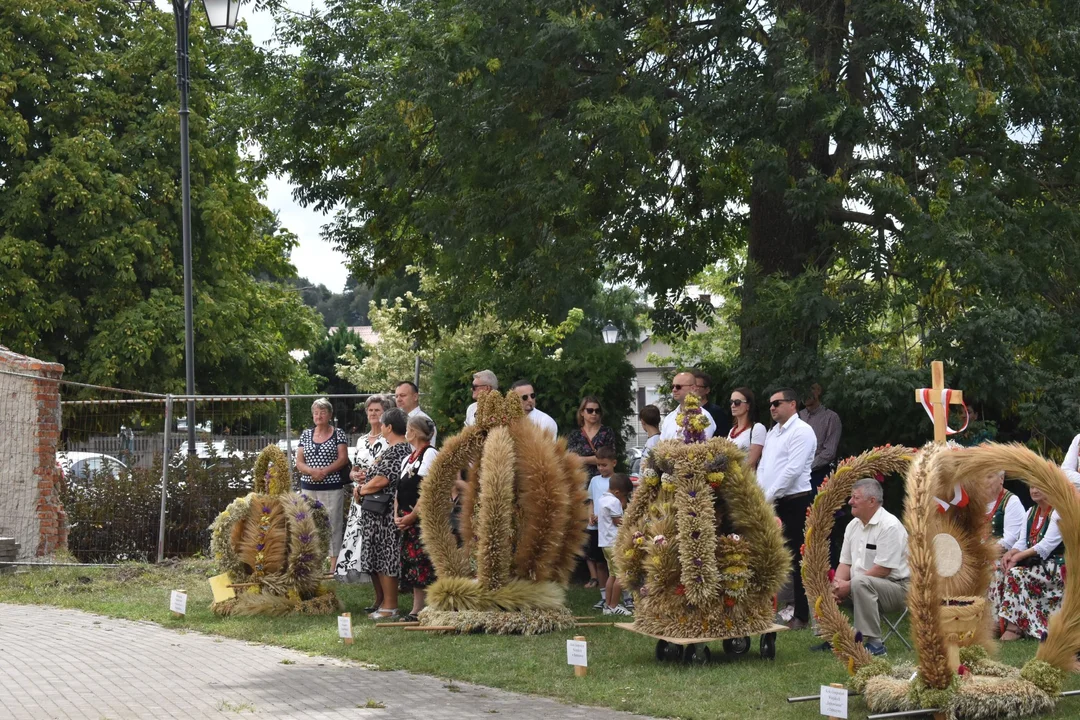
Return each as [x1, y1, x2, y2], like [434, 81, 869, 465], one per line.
[0, 363, 371, 565]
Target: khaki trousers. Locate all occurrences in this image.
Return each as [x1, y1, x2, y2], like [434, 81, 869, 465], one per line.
[851, 573, 909, 643]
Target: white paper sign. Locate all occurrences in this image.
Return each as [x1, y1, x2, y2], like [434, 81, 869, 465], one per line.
[169, 590, 187, 615]
[338, 614, 353, 640]
[566, 639, 588, 667]
[819, 685, 848, 719]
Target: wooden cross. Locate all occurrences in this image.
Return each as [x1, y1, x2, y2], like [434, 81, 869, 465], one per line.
[915, 360, 964, 444]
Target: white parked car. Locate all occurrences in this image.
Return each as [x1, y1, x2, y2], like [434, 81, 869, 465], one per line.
[56, 452, 128, 486]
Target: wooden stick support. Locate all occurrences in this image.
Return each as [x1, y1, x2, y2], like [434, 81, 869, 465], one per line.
[375, 621, 420, 628]
[574, 635, 587, 677]
[827, 683, 845, 720]
[403, 625, 458, 632]
[342, 613, 354, 644]
[574, 622, 615, 627]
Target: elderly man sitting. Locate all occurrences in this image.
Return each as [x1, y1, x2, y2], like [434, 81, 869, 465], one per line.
[828, 477, 910, 657]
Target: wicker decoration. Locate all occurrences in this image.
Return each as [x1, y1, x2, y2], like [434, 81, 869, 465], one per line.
[801, 444, 915, 672]
[855, 442, 1080, 718]
[207, 444, 338, 616]
[614, 437, 788, 638]
[415, 390, 587, 634]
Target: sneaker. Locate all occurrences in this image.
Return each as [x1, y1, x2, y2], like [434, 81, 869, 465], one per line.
[622, 597, 635, 611]
[864, 641, 887, 657]
[592, 598, 607, 610]
[602, 603, 633, 616]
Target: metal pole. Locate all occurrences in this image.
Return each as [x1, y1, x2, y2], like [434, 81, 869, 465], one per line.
[867, 710, 943, 719]
[284, 382, 293, 475]
[413, 353, 421, 388]
[158, 394, 174, 563]
[174, 0, 197, 455]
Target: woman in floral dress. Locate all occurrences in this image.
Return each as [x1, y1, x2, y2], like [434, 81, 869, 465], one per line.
[394, 414, 439, 622]
[335, 395, 393, 583]
[357, 407, 412, 619]
[989, 486, 1065, 640]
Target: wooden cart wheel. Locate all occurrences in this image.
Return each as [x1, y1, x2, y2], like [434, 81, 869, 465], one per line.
[722, 636, 751, 655]
[682, 643, 711, 665]
[655, 639, 685, 662]
[760, 632, 777, 660]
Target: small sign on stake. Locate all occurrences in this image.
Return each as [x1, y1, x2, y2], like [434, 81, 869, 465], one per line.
[567, 636, 588, 677]
[338, 613, 354, 644]
[819, 683, 848, 720]
[169, 589, 187, 617]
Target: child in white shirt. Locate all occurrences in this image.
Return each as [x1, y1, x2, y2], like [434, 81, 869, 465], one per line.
[598, 473, 633, 616]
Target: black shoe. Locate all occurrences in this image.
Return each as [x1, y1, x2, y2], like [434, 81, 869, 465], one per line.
[402, 613, 419, 623]
[810, 641, 833, 652]
[363, 605, 379, 614]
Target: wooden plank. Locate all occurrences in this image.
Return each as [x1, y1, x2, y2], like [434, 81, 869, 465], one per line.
[574, 622, 616, 627]
[614, 622, 788, 645]
[374, 622, 420, 628]
[403, 625, 458, 632]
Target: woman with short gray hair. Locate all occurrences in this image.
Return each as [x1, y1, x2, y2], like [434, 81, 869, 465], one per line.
[295, 398, 350, 575]
[335, 394, 395, 582]
[356, 407, 412, 619]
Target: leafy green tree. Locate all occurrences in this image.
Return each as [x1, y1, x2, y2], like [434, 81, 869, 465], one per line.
[0, 0, 320, 391]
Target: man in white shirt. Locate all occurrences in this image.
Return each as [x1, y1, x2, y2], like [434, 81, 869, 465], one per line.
[659, 371, 717, 441]
[464, 369, 498, 426]
[394, 381, 437, 446]
[831, 478, 910, 657]
[511, 379, 558, 438]
[757, 387, 817, 629]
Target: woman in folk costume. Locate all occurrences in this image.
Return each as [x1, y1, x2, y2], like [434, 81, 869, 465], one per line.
[985, 470, 1026, 552]
[989, 485, 1065, 640]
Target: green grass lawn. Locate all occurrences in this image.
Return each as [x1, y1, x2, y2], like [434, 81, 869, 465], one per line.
[1, 561, 1077, 719]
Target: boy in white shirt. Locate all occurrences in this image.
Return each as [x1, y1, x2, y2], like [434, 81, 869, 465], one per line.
[586, 447, 617, 608]
[598, 473, 633, 616]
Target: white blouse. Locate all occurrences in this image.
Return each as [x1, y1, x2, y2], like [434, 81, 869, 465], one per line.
[727, 422, 766, 452]
[354, 433, 388, 471]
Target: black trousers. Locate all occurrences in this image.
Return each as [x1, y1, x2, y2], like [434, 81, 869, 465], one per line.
[775, 492, 812, 622]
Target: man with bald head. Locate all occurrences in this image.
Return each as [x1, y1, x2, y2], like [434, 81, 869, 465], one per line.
[659, 370, 717, 441]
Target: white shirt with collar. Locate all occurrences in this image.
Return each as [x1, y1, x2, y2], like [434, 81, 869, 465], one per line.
[1012, 508, 1064, 559]
[464, 402, 477, 427]
[659, 405, 717, 441]
[408, 406, 437, 446]
[526, 408, 558, 438]
[987, 492, 1026, 550]
[756, 414, 816, 502]
[839, 505, 910, 581]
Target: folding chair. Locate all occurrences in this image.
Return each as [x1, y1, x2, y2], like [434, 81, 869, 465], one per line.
[882, 607, 913, 650]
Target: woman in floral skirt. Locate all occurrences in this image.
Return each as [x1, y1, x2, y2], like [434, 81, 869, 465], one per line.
[394, 414, 439, 622]
[989, 485, 1065, 641]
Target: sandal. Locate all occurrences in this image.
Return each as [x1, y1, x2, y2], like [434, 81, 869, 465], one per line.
[402, 613, 419, 623]
[584, 579, 599, 589]
[363, 605, 379, 614]
[369, 608, 399, 621]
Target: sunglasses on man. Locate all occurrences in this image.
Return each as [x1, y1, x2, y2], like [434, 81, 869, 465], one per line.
[471, 384, 489, 391]
[518, 392, 536, 400]
[672, 384, 693, 391]
[769, 399, 792, 408]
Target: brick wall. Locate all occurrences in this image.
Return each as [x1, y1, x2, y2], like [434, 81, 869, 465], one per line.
[0, 346, 66, 560]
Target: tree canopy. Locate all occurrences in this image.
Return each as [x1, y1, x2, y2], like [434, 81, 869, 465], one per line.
[252, 0, 1080, 448]
[0, 0, 320, 392]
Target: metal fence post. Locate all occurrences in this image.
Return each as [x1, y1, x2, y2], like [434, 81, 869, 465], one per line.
[157, 394, 173, 563]
[284, 383, 293, 475]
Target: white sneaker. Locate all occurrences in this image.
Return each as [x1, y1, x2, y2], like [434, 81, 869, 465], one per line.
[602, 604, 633, 616]
[592, 598, 607, 610]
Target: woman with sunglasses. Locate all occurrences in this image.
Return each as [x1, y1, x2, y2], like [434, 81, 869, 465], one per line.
[567, 396, 616, 480]
[727, 387, 766, 470]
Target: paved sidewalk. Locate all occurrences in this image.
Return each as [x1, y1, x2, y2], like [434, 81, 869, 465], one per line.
[0, 604, 650, 719]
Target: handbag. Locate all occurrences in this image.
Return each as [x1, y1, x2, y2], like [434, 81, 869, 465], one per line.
[361, 489, 392, 515]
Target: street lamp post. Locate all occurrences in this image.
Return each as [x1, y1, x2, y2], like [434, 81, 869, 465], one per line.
[170, 0, 242, 453]
[602, 322, 620, 345]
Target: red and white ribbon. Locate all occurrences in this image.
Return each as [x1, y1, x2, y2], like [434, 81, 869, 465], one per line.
[919, 388, 970, 436]
[935, 484, 970, 514]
